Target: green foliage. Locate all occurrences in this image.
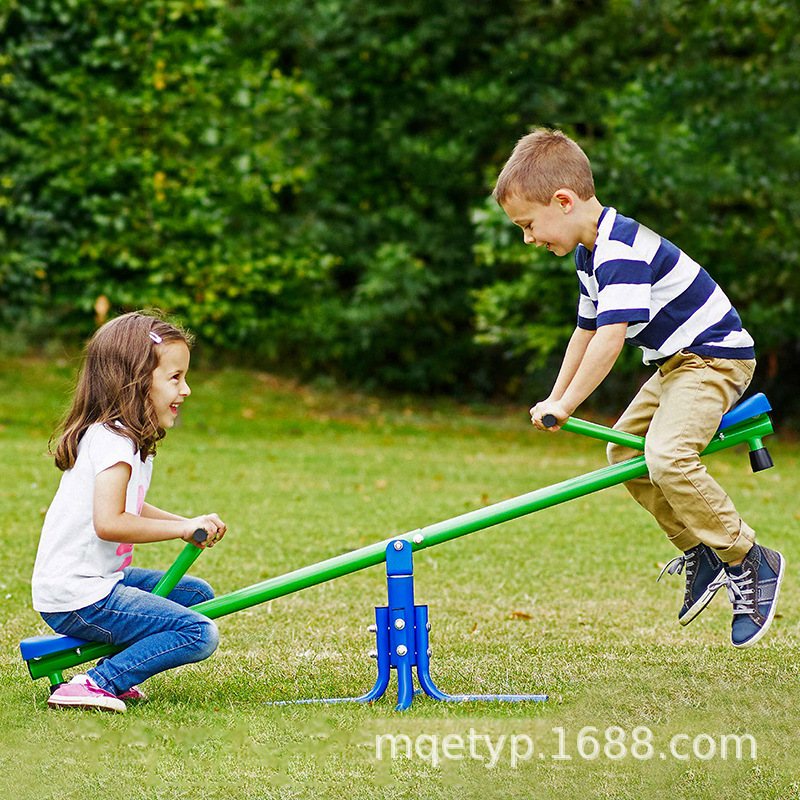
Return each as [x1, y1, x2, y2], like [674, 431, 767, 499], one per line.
[0, 0, 331, 357]
[1, 0, 798, 413]
[470, 0, 800, 413]
[234, 0, 553, 391]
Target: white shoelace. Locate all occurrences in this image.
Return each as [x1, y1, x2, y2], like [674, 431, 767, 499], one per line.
[657, 551, 695, 583]
[707, 568, 754, 616]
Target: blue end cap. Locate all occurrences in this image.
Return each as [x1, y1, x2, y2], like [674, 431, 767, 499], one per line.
[718, 393, 771, 432]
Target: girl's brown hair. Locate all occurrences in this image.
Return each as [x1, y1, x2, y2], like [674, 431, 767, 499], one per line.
[51, 311, 194, 471]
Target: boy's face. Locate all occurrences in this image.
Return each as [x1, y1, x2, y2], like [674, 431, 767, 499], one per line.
[501, 192, 581, 257]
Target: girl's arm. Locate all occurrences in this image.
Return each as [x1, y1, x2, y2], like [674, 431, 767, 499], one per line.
[140, 502, 189, 523]
[94, 463, 226, 545]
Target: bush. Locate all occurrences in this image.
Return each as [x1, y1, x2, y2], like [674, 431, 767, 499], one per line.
[0, 0, 332, 357]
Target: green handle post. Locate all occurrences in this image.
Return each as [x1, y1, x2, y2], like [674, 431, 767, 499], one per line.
[151, 529, 208, 597]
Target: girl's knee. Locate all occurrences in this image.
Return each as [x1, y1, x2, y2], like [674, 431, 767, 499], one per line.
[184, 575, 214, 602]
[189, 618, 219, 662]
[170, 575, 215, 606]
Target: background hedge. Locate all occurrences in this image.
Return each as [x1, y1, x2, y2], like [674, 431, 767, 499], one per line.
[1, 0, 798, 418]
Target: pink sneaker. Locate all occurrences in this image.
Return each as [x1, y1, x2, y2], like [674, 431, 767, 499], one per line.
[47, 674, 126, 714]
[118, 685, 148, 703]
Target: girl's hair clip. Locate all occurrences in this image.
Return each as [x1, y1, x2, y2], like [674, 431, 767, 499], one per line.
[149, 331, 163, 344]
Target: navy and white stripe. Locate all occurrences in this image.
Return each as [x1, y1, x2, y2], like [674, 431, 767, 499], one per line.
[575, 208, 754, 365]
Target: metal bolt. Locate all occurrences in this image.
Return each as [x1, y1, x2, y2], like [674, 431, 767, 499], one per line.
[718, 432, 725, 440]
[427, 648, 432, 657]
[368, 650, 379, 659]
[394, 618, 405, 630]
[396, 645, 408, 657]
[367, 624, 378, 633]
[413, 533, 423, 544]
[393, 541, 404, 551]
[426, 622, 431, 631]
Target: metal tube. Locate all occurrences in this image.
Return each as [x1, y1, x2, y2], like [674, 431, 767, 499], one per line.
[191, 412, 773, 620]
[151, 533, 207, 597]
[560, 417, 645, 450]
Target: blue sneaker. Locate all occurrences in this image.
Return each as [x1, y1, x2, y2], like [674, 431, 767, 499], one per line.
[713, 545, 784, 648]
[658, 543, 726, 625]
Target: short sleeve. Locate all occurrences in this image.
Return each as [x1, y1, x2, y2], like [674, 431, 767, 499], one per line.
[575, 246, 598, 330]
[86, 425, 139, 476]
[595, 259, 651, 327]
[577, 287, 597, 330]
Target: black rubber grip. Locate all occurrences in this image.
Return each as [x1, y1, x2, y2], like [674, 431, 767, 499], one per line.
[542, 414, 557, 428]
[193, 529, 208, 543]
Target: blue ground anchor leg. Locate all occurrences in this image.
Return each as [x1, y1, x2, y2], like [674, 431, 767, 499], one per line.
[268, 605, 391, 706]
[386, 538, 547, 708]
[414, 605, 548, 704]
[270, 538, 546, 707]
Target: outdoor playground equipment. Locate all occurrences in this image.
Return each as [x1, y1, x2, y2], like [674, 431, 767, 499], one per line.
[20, 393, 775, 710]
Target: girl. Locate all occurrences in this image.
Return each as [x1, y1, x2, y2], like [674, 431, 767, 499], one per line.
[32, 311, 226, 713]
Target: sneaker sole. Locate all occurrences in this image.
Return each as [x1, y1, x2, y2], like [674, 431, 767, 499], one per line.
[679, 567, 726, 626]
[733, 555, 785, 649]
[47, 696, 126, 714]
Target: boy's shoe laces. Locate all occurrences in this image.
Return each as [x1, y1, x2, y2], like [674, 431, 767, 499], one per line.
[657, 551, 693, 580]
[657, 551, 696, 603]
[707, 568, 754, 616]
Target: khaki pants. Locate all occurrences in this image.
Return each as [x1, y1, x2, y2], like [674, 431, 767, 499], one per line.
[606, 351, 756, 563]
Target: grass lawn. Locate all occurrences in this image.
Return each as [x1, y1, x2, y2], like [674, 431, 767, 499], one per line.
[1, 356, 799, 799]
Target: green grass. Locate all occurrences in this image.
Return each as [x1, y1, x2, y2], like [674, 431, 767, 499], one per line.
[2, 356, 800, 799]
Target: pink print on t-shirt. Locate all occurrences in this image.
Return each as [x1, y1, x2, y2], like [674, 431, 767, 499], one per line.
[137, 485, 145, 516]
[116, 542, 133, 570]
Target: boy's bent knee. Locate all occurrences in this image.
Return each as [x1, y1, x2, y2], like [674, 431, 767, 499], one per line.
[607, 440, 638, 466]
[645, 450, 697, 488]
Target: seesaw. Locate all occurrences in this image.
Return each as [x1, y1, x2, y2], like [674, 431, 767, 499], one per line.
[20, 393, 775, 710]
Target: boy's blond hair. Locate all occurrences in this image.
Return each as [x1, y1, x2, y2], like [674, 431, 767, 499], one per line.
[492, 128, 595, 206]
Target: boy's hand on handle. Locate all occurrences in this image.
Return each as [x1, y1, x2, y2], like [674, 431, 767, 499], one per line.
[530, 400, 569, 432]
[183, 514, 227, 547]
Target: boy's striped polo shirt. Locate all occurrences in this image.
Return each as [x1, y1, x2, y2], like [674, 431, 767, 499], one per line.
[574, 207, 755, 365]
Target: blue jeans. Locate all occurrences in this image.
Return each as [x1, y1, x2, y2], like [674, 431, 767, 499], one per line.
[41, 567, 219, 696]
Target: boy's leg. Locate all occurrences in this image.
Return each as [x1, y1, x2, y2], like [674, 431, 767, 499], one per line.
[606, 353, 751, 624]
[608, 352, 755, 555]
[644, 353, 784, 646]
[643, 353, 755, 561]
[606, 370, 694, 544]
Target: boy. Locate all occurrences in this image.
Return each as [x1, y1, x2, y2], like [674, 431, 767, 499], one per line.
[493, 128, 783, 648]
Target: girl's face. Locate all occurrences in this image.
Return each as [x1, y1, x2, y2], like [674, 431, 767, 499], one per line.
[149, 342, 191, 429]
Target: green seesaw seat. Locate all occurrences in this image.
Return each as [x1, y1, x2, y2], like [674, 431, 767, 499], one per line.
[19, 393, 774, 699]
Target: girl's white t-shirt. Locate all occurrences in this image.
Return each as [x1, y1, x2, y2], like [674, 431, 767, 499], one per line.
[32, 423, 153, 612]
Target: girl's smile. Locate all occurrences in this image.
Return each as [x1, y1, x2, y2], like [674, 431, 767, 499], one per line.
[149, 343, 191, 429]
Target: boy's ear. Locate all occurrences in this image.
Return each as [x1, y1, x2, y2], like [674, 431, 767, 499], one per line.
[552, 189, 575, 212]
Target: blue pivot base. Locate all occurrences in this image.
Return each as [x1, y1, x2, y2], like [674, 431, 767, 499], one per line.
[271, 540, 547, 710]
